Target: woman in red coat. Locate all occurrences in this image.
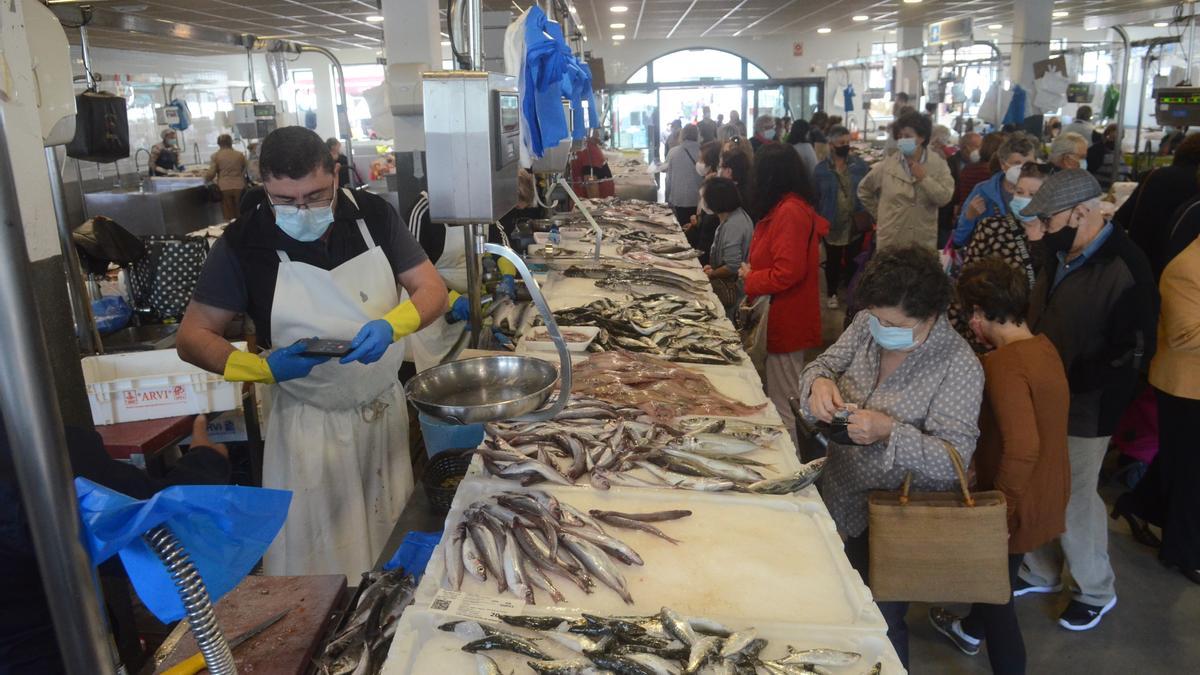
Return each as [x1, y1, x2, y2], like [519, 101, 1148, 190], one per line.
[739, 143, 830, 449]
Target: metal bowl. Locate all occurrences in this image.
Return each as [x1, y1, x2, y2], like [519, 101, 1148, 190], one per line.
[405, 355, 559, 425]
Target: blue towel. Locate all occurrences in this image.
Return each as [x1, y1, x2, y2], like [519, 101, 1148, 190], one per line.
[383, 530, 443, 578]
[75, 477, 291, 622]
[522, 6, 571, 157]
[843, 85, 856, 113]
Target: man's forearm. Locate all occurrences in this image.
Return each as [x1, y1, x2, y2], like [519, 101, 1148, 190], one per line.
[409, 281, 449, 331]
[178, 328, 238, 375]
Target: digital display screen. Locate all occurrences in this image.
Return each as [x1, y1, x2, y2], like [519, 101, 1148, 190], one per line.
[1158, 95, 1200, 104]
[255, 104, 275, 117]
[498, 94, 520, 133]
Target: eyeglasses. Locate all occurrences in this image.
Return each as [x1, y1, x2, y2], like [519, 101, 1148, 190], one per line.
[1036, 206, 1073, 225]
[267, 184, 336, 215]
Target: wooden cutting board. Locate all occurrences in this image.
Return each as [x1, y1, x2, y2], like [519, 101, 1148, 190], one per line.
[154, 575, 347, 674]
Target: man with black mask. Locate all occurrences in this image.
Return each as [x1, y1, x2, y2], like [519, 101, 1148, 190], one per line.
[1011, 169, 1158, 632]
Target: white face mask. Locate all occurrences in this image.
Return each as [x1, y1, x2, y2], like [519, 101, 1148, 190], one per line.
[762, 128, 776, 141]
[969, 149, 981, 163]
[698, 196, 712, 214]
[695, 161, 708, 177]
[1005, 165, 1022, 186]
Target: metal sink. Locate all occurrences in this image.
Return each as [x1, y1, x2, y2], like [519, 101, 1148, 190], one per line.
[101, 324, 179, 352]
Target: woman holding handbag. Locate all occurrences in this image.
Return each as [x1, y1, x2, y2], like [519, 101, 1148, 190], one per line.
[701, 177, 753, 320]
[814, 125, 871, 309]
[798, 245, 983, 668]
[929, 258, 1071, 674]
[739, 144, 828, 451]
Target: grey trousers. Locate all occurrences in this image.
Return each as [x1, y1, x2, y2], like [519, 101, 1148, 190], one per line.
[766, 351, 806, 452]
[1020, 435, 1117, 606]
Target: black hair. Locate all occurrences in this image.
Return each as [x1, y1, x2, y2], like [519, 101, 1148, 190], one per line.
[702, 176, 742, 214]
[325, 137, 340, 150]
[752, 143, 817, 218]
[785, 119, 812, 145]
[956, 257, 1030, 325]
[700, 141, 721, 172]
[828, 125, 851, 140]
[1173, 133, 1200, 165]
[682, 124, 699, 142]
[718, 149, 754, 211]
[895, 111, 932, 145]
[1075, 105, 1093, 121]
[855, 245, 953, 320]
[260, 126, 336, 180]
[810, 111, 829, 129]
[217, 134, 233, 148]
[925, 102, 938, 114]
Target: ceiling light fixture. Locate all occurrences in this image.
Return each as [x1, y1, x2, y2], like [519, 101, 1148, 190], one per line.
[610, 23, 625, 28]
[613, 34, 626, 40]
[902, 0, 922, 4]
[1052, 10, 1068, 17]
[853, 15, 869, 22]
[611, 5, 628, 12]
[988, 24, 1002, 30]
[570, 6, 578, 13]
[1154, 21, 1169, 27]
[365, 15, 384, 22]
[817, 27, 832, 34]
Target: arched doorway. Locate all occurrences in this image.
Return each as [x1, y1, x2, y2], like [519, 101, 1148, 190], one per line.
[608, 48, 823, 160]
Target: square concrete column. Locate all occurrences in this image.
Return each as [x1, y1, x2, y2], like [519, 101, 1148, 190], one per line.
[1010, 0, 1053, 112]
[896, 23, 925, 101]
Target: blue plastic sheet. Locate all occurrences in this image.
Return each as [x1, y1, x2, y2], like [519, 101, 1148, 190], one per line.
[383, 530, 442, 578]
[74, 477, 291, 622]
[91, 296, 132, 335]
[1003, 85, 1027, 126]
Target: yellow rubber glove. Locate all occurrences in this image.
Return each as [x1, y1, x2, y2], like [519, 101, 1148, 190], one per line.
[447, 290, 462, 307]
[496, 256, 517, 277]
[383, 300, 422, 341]
[223, 350, 275, 384]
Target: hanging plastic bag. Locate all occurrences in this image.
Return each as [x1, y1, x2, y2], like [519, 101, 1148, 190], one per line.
[75, 477, 291, 622]
[92, 296, 133, 335]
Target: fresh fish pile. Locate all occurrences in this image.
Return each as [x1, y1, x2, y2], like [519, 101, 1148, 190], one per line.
[539, 294, 743, 365]
[563, 265, 710, 299]
[442, 490, 692, 605]
[446, 606, 881, 674]
[478, 396, 822, 494]
[572, 350, 767, 420]
[316, 570, 416, 675]
[591, 229, 671, 249]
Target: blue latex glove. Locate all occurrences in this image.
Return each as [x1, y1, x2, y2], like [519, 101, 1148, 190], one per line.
[75, 477, 291, 622]
[342, 319, 393, 365]
[267, 340, 329, 382]
[499, 274, 517, 299]
[449, 295, 471, 323]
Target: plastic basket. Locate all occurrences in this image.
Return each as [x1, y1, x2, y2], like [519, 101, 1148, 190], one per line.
[417, 413, 483, 458]
[421, 449, 473, 514]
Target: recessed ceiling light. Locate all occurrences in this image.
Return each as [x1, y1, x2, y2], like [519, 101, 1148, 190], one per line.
[570, 6, 578, 13]
[440, 40, 450, 46]
[853, 15, 869, 22]
[1154, 21, 1169, 27]
[902, 0, 922, 4]
[1052, 10, 1069, 17]
[612, 34, 626, 40]
[611, 5, 628, 12]
[817, 27, 832, 34]
[1085, 25, 1099, 31]
[988, 24, 1002, 30]
[888, 29, 896, 33]
[610, 23, 625, 29]
[365, 15, 384, 22]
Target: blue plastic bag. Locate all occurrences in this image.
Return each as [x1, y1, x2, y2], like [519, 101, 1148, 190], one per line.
[383, 530, 442, 578]
[522, 6, 571, 157]
[91, 296, 133, 335]
[75, 477, 291, 623]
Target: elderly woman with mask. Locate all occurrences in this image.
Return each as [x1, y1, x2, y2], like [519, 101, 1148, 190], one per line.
[952, 133, 1038, 248]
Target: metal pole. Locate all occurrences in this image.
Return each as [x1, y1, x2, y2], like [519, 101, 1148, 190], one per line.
[46, 147, 102, 355]
[467, 0, 483, 71]
[0, 111, 115, 674]
[1132, 46, 1157, 176]
[464, 224, 484, 348]
[79, 24, 96, 89]
[299, 45, 355, 188]
[245, 45, 258, 101]
[1114, 26, 1132, 188]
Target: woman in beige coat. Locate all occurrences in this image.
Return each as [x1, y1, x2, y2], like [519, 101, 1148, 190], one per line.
[857, 111, 955, 250]
[205, 134, 248, 221]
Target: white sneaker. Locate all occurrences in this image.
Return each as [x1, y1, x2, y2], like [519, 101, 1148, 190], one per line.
[826, 295, 839, 309]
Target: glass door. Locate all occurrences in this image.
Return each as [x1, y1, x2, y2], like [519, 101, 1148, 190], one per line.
[611, 91, 658, 162]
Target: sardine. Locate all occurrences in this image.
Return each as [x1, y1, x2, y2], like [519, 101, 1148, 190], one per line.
[527, 658, 593, 675]
[461, 633, 551, 660]
[626, 652, 680, 675]
[748, 458, 827, 495]
[585, 653, 659, 675]
[659, 607, 698, 646]
[718, 629, 758, 659]
[684, 635, 721, 674]
[561, 532, 634, 604]
[779, 647, 862, 667]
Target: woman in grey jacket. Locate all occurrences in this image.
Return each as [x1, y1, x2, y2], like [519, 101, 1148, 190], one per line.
[664, 124, 704, 225]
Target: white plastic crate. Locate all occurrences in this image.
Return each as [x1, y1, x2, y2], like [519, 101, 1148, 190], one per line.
[81, 343, 247, 426]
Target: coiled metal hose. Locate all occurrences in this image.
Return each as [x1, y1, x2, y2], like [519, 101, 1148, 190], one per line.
[143, 525, 237, 674]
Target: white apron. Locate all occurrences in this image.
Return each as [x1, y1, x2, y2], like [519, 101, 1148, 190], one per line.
[262, 198, 413, 578]
[409, 223, 470, 372]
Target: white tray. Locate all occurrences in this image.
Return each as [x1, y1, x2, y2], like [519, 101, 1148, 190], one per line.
[415, 481, 885, 631]
[383, 608, 904, 675]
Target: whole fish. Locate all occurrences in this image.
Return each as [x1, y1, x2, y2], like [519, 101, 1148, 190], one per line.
[591, 512, 682, 545]
[461, 633, 551, 660]
[585, 653, 659, 675]
[563, 524, 645, 566]
[462, 530, 488, 583]
[636, 460, 735, 491]
[527, 658, 594, 675]
[466, 520, 506, 593]
[560, 503, 608, 533]
[718, 629, 758, 659]
[677, 434, 763, 456]
[663, 447, 765, 483]
[626, 652, 680, 675]
[684, 635, 721, 674]
[778, 647, 862, 667]
[476, 654, 503, 675]
[445, 524, 466, 590]
[525, 554, 567, 603]
[748, 458, 827, 495]
[688, 616, 732, 638]
[561, 532, 634, 604]
[659, 607, 698, 646]
[588, 509, 693, 523]
[503, 529, 535, 604]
